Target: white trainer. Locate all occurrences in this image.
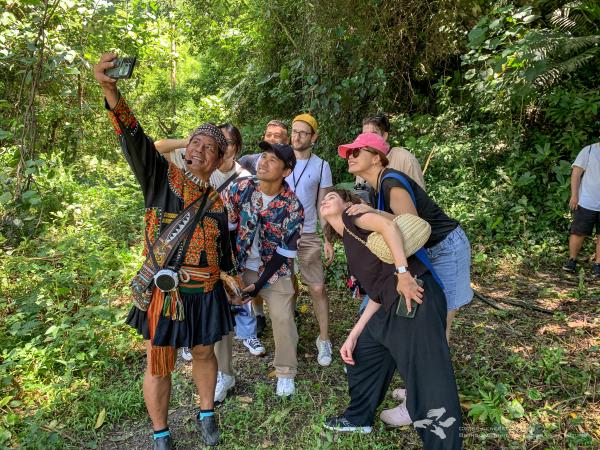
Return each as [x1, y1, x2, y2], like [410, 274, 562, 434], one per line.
[243, 337, 265, 356]
[276, 377, 295, 397]
[214, 371, 235, 403]
[316, 337, 332, 366]
[392, 388, 407, 401]
[181, 347, 193, 362]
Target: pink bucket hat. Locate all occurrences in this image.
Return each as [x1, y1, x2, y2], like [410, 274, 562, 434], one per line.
[338, 132, 390, 158]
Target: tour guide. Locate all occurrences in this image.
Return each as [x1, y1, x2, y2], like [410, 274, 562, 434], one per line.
[94, 53, 232, 449]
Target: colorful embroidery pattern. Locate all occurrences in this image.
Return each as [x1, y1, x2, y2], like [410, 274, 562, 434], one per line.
[108, 96, 139, 136]
[167, 163, 185, 201]
[162, 212, 178, 225]
[143, 208, 161, 256]
[107, 94, 229, 294]
[184, 215, 221, 267]
[225, 178, 304, 285]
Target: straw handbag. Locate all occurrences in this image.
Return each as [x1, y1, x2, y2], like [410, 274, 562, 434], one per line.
[345, 214, 431, 263]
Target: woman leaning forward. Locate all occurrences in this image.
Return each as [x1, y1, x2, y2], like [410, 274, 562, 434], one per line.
[320, 187, 462, 450]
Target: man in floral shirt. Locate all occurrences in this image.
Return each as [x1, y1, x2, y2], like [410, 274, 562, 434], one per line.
[222, 141, 304, 397]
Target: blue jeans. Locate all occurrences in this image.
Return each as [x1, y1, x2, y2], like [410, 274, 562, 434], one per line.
[358, 294, 370, 315]
[358, 227, 473, 315]
[425, 226, 473, 312]
[231, 303, 257, 339]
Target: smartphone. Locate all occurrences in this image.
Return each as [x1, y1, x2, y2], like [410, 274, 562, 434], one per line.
[105, 57, 137, 79]
[395, 277, 424, 319]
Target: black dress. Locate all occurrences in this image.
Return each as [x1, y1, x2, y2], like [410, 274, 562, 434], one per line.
[107, 94, 234, 376]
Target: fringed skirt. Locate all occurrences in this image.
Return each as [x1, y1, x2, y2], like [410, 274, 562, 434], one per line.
[126, 281, 233, 376]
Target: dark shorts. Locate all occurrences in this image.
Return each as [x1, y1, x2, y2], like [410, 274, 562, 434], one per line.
[570, 206, 600, 236]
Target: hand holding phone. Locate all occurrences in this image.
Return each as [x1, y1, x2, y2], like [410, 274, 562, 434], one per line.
[395, 277, 424, 319]
[105, 57, 136, 79]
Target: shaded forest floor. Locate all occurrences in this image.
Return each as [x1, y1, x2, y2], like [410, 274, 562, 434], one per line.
[97, 259, 599, 450]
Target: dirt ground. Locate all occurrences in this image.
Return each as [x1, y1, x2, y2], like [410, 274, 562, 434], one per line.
[99, 261, 599, 450]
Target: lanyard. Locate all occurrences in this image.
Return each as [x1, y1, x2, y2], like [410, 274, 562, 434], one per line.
[292, 153, 313, 189]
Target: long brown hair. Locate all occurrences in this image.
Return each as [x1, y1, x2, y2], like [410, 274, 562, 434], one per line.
[322, 188, 363, 243]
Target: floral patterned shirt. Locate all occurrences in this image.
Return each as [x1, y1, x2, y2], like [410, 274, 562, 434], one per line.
[224, 177, 304, 285]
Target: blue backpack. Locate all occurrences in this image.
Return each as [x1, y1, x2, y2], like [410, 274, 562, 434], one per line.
[377, 172, 443, 288]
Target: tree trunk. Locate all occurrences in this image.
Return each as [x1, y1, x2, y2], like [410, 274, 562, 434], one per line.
[14, 0, 60, 198]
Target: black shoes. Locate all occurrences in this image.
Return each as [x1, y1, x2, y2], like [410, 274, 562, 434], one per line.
[152, 416, 222, 449]
[563, 258, 577, 272]
[196, 415, 221, 447]
[153, 435, 173, 450]
[563, 258, 600, 278]
[324, 415, 372, 433]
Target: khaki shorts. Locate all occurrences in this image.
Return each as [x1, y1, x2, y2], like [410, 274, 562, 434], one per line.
[297, 232, 325, 286]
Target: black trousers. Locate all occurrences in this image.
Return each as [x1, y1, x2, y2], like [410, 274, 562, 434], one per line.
[345, 272, 462, 450]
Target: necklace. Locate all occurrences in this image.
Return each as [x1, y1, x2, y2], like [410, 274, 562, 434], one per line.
[292, 153, 313, 189]
[184, 170, 210, 189]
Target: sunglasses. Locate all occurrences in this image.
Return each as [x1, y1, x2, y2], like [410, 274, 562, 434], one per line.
[346, 147, 377, 159]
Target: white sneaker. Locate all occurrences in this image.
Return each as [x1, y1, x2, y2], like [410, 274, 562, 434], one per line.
[276, 377, 295, 397]
[243, 337, 265, 356]
[316, 337, 332, 366]
[214, 371, 235, 403]
[392, 388, 407, 401]
[181, 347, 193, 361]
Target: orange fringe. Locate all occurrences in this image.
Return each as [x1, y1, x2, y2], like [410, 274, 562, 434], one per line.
[147, 288, 175, 377]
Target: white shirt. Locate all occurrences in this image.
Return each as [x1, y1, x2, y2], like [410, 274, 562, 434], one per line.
[573, 143, 600, 211]
[163, 148, 186, 170]
[210, 161, 250, 190]
[246, 192, 277, 272]
[285, 154, 333, 233]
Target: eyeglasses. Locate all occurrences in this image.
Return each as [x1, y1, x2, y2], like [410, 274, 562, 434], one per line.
[346, 147, 376, 159]
[291, 129, 313, 138]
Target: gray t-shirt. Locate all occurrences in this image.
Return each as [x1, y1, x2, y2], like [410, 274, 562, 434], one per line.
[573, 143, 600, 211]
[285, 154, 333, 233]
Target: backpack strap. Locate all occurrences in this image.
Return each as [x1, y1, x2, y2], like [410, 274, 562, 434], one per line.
[378, 172, 444, 288]
[315, 159, 325, 209]
[216, 170, 240, 193]
[378, 172, 417, 208]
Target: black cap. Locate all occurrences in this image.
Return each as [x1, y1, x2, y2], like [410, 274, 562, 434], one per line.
[258, 141, 296, 170]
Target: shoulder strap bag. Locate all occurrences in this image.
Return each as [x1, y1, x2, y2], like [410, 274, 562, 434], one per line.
[131, 178, 229, 311]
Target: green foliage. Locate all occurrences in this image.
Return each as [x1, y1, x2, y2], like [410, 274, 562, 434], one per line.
[0, 160, 145, 448]
[1, 0, 599, 447]
[467, 382, 524, 428]
[0, 0, 227, 244]
[460, 1, 600, 113]
[183, 0, 478, 169]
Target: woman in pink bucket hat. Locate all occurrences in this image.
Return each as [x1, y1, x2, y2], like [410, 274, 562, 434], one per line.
[324, 132, 470, 449]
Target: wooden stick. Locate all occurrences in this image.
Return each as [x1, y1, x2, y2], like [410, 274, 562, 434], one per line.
[474, 290, 554, 315]
[422, 147, 436, 175]
[473, 290, 506, 310]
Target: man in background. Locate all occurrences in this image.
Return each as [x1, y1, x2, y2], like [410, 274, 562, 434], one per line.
[238, 120, 289, 175]
[357, 113, 425, 190]
[286, 113, 334, 367]
[563, 138, 600, 277]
